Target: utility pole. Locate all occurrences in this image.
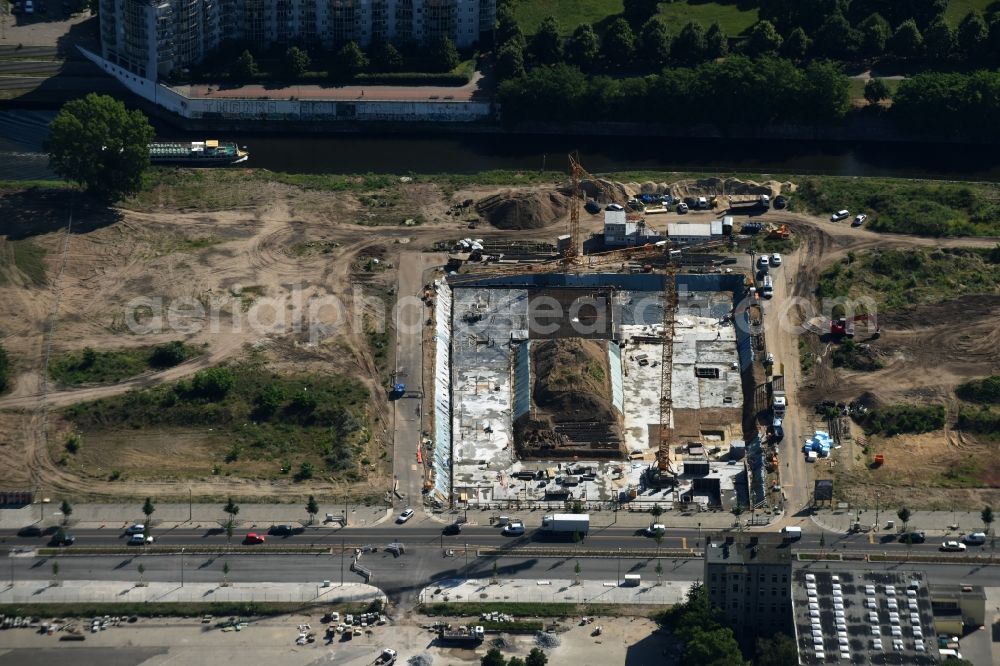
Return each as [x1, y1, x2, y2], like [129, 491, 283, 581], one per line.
[8, 549, 13, 589]
[464, 542, 469, 582]
[340, 539, 344, 586]
[874, 492, 880, 532]
[189, 488, 193, 522]
[180, 547, 186, 587]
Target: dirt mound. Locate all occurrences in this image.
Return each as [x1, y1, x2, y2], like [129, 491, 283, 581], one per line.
[531, 338, 615, 422]
[475, 190, 571, 229]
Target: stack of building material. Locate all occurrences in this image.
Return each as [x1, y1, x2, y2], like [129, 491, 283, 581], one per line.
[802, 431, 833, 458]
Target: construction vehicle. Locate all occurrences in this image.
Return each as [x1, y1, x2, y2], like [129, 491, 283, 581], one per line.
[437, 625, 485, 646]
[829, 312, 878, 338]
[766, 223, 790, 240]
[772, 376, 787, 418]
[389, 383, 405, 399]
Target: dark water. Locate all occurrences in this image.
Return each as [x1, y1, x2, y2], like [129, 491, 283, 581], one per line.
[4, 109, 1000, 181]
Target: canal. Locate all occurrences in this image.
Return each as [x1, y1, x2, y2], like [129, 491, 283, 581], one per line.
[3, 109, 1000, 182]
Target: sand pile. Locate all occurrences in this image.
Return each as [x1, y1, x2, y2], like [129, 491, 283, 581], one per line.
[531, 338, 615, 423]
[475, 190, 571, 229]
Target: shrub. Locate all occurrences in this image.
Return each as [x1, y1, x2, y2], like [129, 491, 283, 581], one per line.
[190, 367, 235, 401]
[861, 404, 946, 436]
[148, 341, 190, 369]
[956, 376, 1000, 404]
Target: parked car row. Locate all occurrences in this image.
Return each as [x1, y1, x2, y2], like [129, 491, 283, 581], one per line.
[831, 209, 868, 227]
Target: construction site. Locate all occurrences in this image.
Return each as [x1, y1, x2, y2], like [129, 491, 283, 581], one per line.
[427, 158, 765, 513]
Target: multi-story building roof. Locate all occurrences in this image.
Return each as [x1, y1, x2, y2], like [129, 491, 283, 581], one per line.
[100, 0, 495, 80]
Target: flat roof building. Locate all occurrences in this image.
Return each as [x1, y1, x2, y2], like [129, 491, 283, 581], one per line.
[100, 0, 495, 80]
[705, 534, 793, 650]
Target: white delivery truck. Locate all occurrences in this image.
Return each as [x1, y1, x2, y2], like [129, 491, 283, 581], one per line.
[541, 513, 590, 536]
[781, 526, 802, 541]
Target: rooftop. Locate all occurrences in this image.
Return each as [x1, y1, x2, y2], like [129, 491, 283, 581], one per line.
[792, 569, 938, 665]
[705, 534, 791, 567]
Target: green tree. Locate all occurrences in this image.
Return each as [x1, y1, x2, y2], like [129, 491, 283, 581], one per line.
[496, 9, 525, 50]
[754, 632, 799, 666]
[0, 344, 9, 394]
[683, 627, 743, 664]
[190, 367, 234, 400]
[369, 41, 403, 71]
[495, 42, 525, 79]
[334, 41, 369, 77]
[781, 27, 811, 60]
[296, 460, 315, 481]
[525, 648, 548, 666]
[574, 560, 582, 584]
[65, 433, 81, 454]
[481, 647, 507, 666]
[566, 24, 600, 69]
[941, 658, 975, 666]
[232, 49, 258, 80]
[891, 19, 924, 59]
[306, 495, 319, 524]
[223, 496, 240, 527]
[284, 46, 311, 78]
[745, 20, 783, 57]
[982, 506, 994, 534]
[149, 341, 188, 369]
[655, 559, 663, 583]
[508, 658, 525, 666]
[802, 60, 851, 122]
[958, 11, 989, 62]
[142, 497, 155, 524]
[222, 561, 230, 585]
[137, 562, 145, 585]
[602, 17, 636, 67]
[623, 0, 660, 27]
[529, 16, 563, 65]
[864, 77, 890, 105]
[672, 21, 706, 66]
[45, 93, 154, 201]
[429, 35, 460, 72]
[924, 19, 956, 61]
[225, 519, 235, 544]
[51, 561, 60, 585]
[897, 506, 912, 532]
[650, 504, 664, 517]
[858, 13, 891, 59]
[639, 18, 672, 68]
[705, 22, 728, 58]
[60, 499, 72, 526]
[813, 14, 859, 60]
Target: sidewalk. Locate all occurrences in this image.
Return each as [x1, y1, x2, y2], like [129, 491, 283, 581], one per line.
[0, 580, 384, 605]
[810, 509, 992, 537]
[0, 503, 392, 531]
[446, 506, 750, 532]
[420, 577, 693, 606]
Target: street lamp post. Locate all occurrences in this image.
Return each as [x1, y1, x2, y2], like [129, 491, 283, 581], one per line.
[8, 548, 13, 589]
[180, 547, 186, 587]
[697, 522, 702, 545]
[874, 492, 881, 532]
[464, 542, 469, 582]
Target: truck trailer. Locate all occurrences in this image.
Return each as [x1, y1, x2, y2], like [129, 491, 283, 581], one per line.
[541, 513, 590, 536]
[437, 625, 484, 646]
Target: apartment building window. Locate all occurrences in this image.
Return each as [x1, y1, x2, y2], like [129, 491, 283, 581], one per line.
[732, 584, 738, 593]
[695, 367, 720, 379]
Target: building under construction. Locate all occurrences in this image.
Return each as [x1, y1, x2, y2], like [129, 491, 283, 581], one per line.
[100, 0, 494, 80]
[429, 271, 756, 512]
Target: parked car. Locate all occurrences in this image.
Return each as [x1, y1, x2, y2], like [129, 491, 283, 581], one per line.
[128, 534, 153, 545]
[268, 524, 294, 536]
[243, 532, 265, 544]
[376, 648, 397, 664]
[584, 200, 601, 215]
[606, 203, 624, 212]
[676, 202, 689, 214]
[773, 195, 787, 209]
[831, 209, 850, 222]
[442, 522, 462, 535]
[17, 526, 43, 537]
[768, 419, 784, 442]
[759, 255, 769, 268]
[899, 531, 925, 544]
[940, 540, 967, 552]
[962, 532, 987, 545]
[396, 507, 414, 524]
[852, 213, 867, 227]
[126, 524, 145, 535]
[771, 252, 782, 266]
[502, 521, 525, 536]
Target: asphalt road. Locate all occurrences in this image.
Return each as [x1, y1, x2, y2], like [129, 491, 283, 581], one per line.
[0, 523, 988, 556]
[7, 552, 997, 606]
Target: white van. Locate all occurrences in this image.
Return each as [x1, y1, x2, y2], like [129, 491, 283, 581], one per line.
[831, 209, 850, 222]
[781, 526, 802, 540]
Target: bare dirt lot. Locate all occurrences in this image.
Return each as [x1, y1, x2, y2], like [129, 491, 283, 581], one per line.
[1, 171, 997, 510]
[0, 174, 578, 501]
